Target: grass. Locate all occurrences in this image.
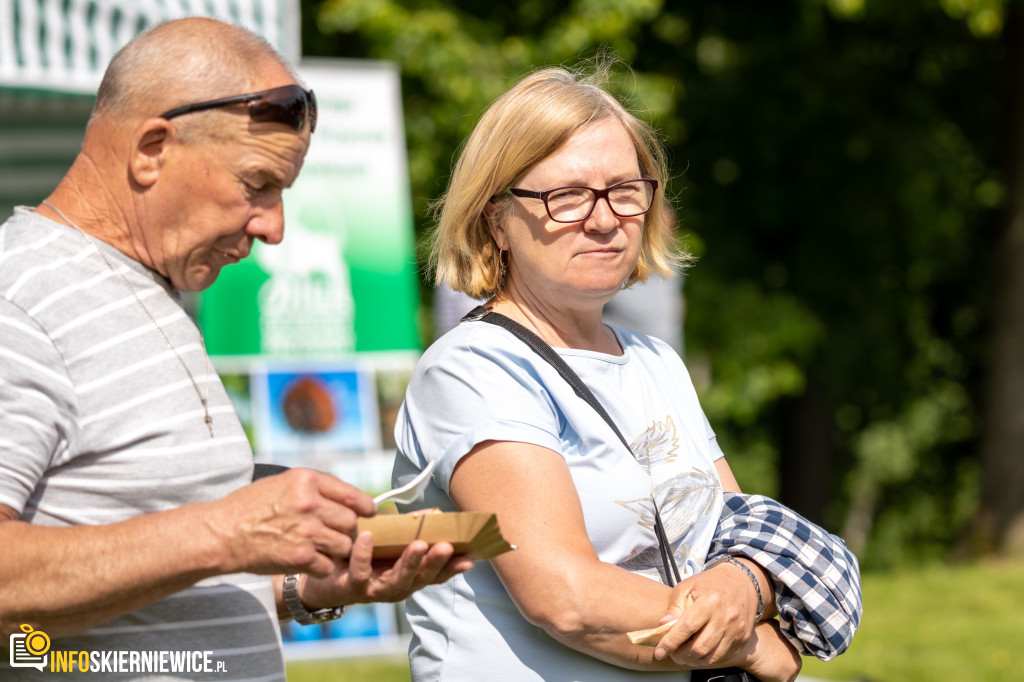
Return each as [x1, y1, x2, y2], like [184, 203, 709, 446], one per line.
[800, 559, 1024, 682]
[287, 559, 1024, 682]
[287, 656, 409, 682]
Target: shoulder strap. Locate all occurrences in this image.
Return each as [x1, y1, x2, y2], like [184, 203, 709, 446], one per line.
[464, 306, 631, 451]
[463, 304, 682, 586]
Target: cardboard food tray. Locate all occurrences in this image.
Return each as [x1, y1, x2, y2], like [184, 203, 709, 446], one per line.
[358, 511, 514, 560]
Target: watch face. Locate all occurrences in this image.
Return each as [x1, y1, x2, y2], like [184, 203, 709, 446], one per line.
[309, 606, 345, 624]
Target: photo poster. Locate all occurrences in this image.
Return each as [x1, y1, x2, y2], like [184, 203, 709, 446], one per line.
[259, 366, 377, 454]
[217, 357, 417, 488]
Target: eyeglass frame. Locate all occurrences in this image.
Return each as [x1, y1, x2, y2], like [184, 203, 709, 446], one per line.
[159, 84, 318, 134]
[506, 177, 659, 223]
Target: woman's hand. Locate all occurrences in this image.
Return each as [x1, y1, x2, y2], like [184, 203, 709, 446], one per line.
[732, 620, 802, 682]
[653, 568, 800, 682]
[653, 559, 764, 665]
[654, 612, 800, 682]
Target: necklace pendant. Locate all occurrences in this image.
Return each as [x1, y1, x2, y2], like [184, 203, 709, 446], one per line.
[205, 414, 214, 437]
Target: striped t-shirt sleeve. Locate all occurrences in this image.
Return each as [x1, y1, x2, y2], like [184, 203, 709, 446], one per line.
[0, 296, 77, 512]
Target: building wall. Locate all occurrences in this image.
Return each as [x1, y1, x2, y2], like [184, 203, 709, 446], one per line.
[0, 90, 92, 221]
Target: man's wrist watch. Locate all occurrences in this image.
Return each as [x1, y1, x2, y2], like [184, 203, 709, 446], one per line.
[282, 574, 345, 625]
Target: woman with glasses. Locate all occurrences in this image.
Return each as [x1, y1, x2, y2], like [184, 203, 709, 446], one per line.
[391, 65, 802, 682]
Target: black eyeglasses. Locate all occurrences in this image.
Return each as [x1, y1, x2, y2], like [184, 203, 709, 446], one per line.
[159, 84, 317, 133]
[508, 177, 658, 223]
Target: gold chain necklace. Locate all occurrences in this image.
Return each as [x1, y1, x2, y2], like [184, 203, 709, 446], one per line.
[42, 201, 214, 438]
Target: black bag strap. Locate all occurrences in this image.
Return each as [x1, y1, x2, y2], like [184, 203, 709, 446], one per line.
[252, 463, 289, 481]
[464, 304, 683, 586]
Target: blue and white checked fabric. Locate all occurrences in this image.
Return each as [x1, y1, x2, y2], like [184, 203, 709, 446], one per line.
[706, 493, 863, 661]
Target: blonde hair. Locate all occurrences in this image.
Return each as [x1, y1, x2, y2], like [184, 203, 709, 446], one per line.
[429, 63, 686, 300]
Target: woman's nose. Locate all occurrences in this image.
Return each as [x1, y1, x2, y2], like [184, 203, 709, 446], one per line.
[584, 196, 619, 232]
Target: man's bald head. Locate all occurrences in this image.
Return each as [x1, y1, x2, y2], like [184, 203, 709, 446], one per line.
[40, 16, 310, 292]
[93, 18, 294, 129]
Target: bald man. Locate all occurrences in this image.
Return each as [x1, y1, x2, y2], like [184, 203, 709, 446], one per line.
[0, 18, 471, 679]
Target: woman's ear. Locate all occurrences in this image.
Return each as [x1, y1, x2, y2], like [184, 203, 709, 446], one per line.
[483, 201, 508, 250]
[129, 118, 175, 189]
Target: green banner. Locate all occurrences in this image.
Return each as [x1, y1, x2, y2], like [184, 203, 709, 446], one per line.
[200, 59, 421, 357]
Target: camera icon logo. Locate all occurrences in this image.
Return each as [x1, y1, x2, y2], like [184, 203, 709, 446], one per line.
[10, 624, 50, 671]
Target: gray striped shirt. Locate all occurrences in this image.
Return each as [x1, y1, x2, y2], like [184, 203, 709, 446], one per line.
[0, 207, 284, 680]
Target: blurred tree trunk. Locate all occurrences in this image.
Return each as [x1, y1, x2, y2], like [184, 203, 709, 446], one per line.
[780, 379, 834, 529]
[971, 4, 1024, 555]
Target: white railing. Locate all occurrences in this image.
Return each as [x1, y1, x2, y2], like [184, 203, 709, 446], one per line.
[0, 0, 300, 93]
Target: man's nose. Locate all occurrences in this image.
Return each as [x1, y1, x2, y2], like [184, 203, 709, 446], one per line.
[247, 200, 285, 245]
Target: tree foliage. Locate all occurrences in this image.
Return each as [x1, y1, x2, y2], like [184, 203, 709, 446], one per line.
[305, 0, 1011, 568]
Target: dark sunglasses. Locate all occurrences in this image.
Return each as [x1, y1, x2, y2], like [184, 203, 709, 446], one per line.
[159, 84, 317, 133]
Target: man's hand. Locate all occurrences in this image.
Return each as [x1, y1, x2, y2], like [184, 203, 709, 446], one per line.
[297, 531, 475, 607]
[209, 468, 475, 610]
[204, 467, 376, 578]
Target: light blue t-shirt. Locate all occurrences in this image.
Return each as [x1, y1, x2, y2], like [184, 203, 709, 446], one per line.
[393, 319, 726, 681]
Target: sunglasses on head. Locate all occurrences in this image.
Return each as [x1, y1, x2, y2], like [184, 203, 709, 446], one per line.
[159, 84, 317, 133]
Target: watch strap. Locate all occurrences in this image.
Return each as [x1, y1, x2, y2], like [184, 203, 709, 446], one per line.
[282, 574, 344, 625]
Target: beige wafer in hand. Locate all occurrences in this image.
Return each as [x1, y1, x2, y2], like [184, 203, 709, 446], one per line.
[626, 592, 695, 646]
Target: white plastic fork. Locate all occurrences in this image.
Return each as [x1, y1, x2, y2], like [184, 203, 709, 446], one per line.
[373, 460, 437, 509]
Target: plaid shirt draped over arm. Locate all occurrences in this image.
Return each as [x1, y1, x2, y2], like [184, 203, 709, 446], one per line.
[706, 492, 864, 661]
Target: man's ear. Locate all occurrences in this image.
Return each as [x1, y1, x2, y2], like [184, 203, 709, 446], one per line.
[129, 118, 175, 189]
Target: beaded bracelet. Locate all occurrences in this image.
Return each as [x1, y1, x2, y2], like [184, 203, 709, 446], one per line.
[707, 556, 764, 623]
